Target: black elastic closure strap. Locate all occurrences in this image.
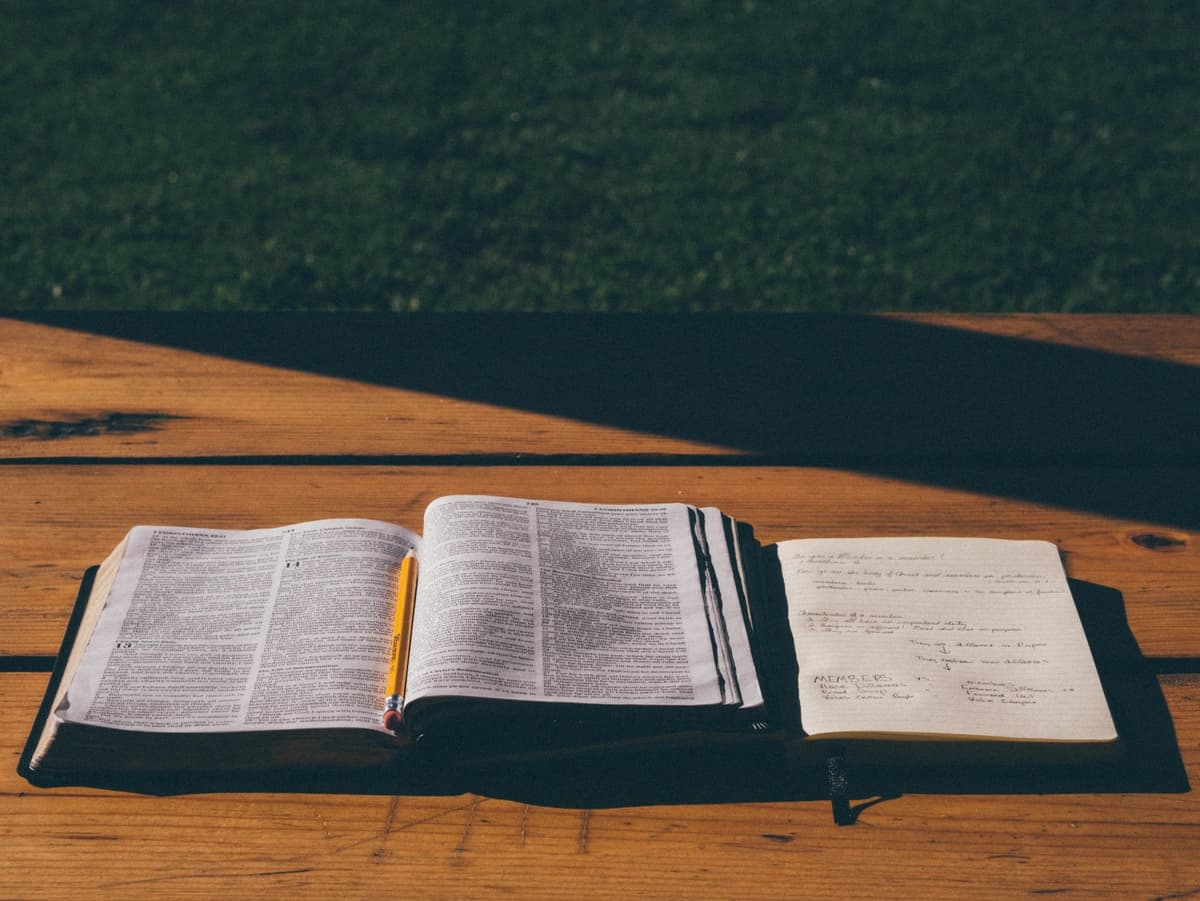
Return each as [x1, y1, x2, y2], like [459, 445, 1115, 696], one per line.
[825, 749, 852, 826]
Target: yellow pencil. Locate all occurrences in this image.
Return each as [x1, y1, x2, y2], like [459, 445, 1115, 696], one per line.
[383, 550, 418, 731]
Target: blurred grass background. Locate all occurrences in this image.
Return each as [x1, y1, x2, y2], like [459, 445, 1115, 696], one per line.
[2, 1, 1197, 312]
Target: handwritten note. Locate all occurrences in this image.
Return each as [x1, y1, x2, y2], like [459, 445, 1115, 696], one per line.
[777, 537, 1115, 742]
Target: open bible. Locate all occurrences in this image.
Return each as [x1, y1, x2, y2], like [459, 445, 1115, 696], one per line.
[21, 496, 1118, 786]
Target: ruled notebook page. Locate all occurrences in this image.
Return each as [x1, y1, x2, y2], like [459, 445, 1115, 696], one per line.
[776, 537, 1117, 742]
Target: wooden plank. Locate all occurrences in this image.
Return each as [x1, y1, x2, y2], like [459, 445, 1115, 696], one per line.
[0, 316, 734, 459]
[4, 314, 1198, 461]
[3, 465, 1196, 658]
[900, 312, 1200, 364]
[3, 672, 1198, 900]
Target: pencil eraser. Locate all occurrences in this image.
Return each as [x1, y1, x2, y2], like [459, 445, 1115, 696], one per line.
[383, 709, 402, 732]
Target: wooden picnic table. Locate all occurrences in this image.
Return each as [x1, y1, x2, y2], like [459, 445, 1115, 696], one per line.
[1, 313, 1197, 899]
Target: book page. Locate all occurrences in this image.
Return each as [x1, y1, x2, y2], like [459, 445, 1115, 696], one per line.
[777, 537, 1116, 742]
[405, 496, 724, 707]
[699, 508, 763, 709]
[58, 520, 419, 733]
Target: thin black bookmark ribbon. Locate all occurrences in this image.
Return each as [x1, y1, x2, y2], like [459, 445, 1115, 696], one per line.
[826, 749, 852, 826]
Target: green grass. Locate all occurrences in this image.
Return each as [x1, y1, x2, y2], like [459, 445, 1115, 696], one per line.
[2, 1, 1197, 311]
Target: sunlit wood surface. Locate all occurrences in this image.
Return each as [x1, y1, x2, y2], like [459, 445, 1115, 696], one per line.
[2, 314, 1197, 899]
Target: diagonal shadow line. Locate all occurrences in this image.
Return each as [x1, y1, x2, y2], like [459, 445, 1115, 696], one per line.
[9, 312, 1200, 529]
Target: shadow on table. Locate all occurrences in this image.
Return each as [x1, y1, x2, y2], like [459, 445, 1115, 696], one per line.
[10, 312, 1200, 530]
[27, 579, 1186, 817]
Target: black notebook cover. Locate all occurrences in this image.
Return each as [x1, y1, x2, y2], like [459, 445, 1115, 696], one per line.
[17, 565, 99, 786]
